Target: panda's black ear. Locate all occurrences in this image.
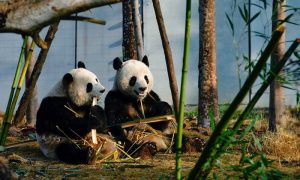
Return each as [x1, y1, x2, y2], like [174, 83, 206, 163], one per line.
[142, 55, 149, 67]
[113, 57, 123, 70]
[78, 61, 86, 69]
[62, 73, 73, 89]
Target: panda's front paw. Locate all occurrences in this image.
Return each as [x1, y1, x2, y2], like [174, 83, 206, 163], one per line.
[85, 146, 97, 165]
[132, 142, 157, 159]
[88, 113, 101, 129]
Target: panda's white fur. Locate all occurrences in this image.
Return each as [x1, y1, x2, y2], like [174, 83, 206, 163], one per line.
[113, 59, 153, 100]
[47, 68, 105, 106]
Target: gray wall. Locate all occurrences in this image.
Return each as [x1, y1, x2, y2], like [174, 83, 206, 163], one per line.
[0, 0, 299, 111]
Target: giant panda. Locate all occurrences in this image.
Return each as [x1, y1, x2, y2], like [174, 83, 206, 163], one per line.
[105, 56, 173, 154]
[36, 62, 116, 164]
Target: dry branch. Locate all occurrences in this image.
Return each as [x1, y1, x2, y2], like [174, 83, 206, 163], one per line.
[62, 16, 106, 25]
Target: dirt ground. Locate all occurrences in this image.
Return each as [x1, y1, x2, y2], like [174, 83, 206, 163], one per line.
[1, 138, 299, 180]
[0, 112, 299, 179]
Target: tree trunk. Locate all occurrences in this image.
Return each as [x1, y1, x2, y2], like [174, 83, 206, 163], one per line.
[25, 38, 38, 126]
[132, 0, 145, 61]
[122, 0, 137, 60]
[269, 0, 286, 132]
[198, 0, 219, 127]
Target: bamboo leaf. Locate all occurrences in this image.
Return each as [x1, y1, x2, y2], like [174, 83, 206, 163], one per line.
[258, 0, 267, 9]
[239, 117, 257, 140]
[246, 12, 261, 26]
[251, 132, 262, 151]
[294, 52, 300, 60]
[250, 3, 264, 10]
[277, 13, 297, 26]
[243, 4, 249, 21]
[238, 5, 247, 23]
[225, 13, 234, 36]
[253, 31, 269, 40]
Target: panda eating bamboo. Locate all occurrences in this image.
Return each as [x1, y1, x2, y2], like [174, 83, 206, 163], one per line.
[105, 56, 174, 156]
[36, 62, 117, 164]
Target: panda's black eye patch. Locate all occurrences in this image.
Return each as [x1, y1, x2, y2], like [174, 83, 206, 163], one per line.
[86, 83, 93, 93]
[129, 76, 137, 86]
[144, 75, 149, 84]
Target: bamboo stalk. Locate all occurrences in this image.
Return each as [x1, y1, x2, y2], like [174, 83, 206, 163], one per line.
[152, 0, 179, 118]
[0, 37, 28, 145]
[13, 22, 60, 125]
[188, 25, 285, 179]
[175, 1, 191, 179]
[0, 40, 35, 145]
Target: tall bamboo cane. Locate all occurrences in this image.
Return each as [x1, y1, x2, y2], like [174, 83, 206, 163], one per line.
[0, 37, 28, 144]
[188, 26, 285, 179]
[175, 0, 191, 179]
[0, 40, 35, 145]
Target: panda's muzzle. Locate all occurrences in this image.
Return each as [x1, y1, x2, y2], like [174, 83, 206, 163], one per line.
[134, 87, 147, 96]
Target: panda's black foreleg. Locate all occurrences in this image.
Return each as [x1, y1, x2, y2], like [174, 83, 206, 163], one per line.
[55, 142, 96, 165]
[148, 101, 173, 131]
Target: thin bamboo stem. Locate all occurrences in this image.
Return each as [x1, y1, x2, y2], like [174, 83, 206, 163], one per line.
[188, 25, 285, 179]
[248, 0, 252, 102]
[0, 40, 35, 145]
[175, 0, 191, 179]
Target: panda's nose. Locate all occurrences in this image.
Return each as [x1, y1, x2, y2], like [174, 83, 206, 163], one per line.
[139, 87, 146, 92]
[100, 89, 105, 93]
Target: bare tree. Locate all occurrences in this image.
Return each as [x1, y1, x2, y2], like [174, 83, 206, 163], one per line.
[198, 0, 219, 127]
[269, 0, 286, 132]
[25, 38, 38, 127]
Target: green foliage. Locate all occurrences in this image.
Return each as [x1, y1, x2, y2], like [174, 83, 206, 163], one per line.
[212, 126, 286, 179]
[184, 108, 197, 119]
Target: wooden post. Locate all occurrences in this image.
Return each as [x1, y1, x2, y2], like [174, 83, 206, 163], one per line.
[152, 0, 179, 118]
[13, 22, 60, 125]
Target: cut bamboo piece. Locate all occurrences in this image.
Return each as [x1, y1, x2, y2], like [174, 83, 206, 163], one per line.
[91, 97, 98, 144]
[120, 115, 175, 128]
